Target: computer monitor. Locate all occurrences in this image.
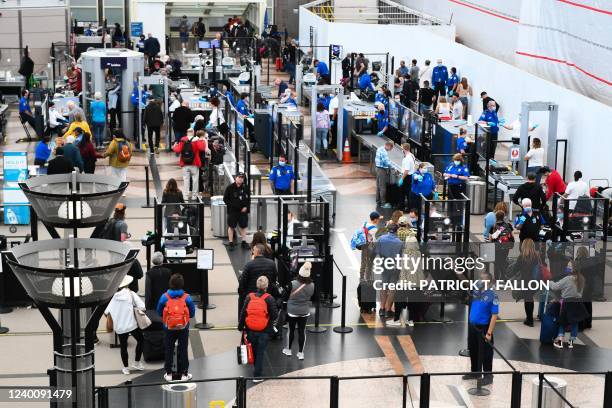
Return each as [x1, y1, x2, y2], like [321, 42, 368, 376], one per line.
[198, 40, 211, 49]
[409, 112, 423, 144]
[401, 107, 411, 136]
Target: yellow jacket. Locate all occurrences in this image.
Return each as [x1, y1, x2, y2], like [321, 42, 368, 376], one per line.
[63, 120, 92, 138]
[104, 138, 133, 168]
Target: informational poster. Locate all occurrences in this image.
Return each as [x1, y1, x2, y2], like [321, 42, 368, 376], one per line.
[3, 152, 29, 225]
[509, 145, 520, 162]
[196, 249, 214, 270]
[130, 22, 143, 37]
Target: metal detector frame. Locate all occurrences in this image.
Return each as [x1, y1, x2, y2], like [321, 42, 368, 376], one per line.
[137, 75, 170, 150]
[518, 101, 559, 176]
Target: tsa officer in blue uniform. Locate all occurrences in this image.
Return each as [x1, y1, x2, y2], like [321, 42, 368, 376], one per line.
[443, 153, 470, 199]
[374, 102, 388, 137]
[313, 59, 330, 84]
[269, 154, 295, 195]
[478, 100, 502, 159]
[431, 58, 449, 98]
[375, 87, 389, 110]
[358, 71, 373, 91]
[236, 93, 251, 117]
[447, 67, 459, 95]
[465, 269, 498, 385]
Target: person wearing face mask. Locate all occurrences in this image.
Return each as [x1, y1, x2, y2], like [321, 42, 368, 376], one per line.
[410, 163, 436, 215]
[478, 100, 502, 159]
[514, 198, 546, 242]
[375, 141, 394, 208]
[443, 153, 470, 200]
[431, 59, 448, 101]
[513, 173, 547, 211]
[371, 102, 388, 138]
[269, 154, 295, 195]
[550, 260, 588, 349]
[398, 143, 416, 211]
[236, 93, 251, 117]
[375, 87, 388, 110]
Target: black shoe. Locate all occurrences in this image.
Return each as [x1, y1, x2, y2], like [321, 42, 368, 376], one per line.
[378, 308, 386, 317]
[523, 319, 534, 327]
[462, 373, 480, 380]
[481, 375, 494, 386]
[93, 336, 100, 345]
[241, 241, 250, 250]
[223, 241, 235, 250]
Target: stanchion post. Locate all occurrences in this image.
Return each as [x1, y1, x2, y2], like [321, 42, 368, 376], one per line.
[402, 375, 408, 408]
[329, 376, 339, 408]
[333, 274, 352, 334]
[537, 373, 544, 408]
[236, 376, 247, 408]
[604, 371, 612, 408]
[141, 164, 153, 208]
[97, 387, 109, 408]
[195, 269, 215, 329]
[126, 380, 133, 408]
[307, 265, 327, 334]
[510, 371, 522, 408]
[419, 373, 430, 408]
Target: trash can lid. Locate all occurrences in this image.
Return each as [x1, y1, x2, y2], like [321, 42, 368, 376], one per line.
[531, 376, 567, 388]
[161, 383, 197, 392]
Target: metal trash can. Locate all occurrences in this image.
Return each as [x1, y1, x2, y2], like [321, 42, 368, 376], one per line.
[162, 383, 197, 408]
[467, 176, 487, 215]
[54, 344, 95, 408]
[531, 376, 567, 408]
[211, 196, 227, 238]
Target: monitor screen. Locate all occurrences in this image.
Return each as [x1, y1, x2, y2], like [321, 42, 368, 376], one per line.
[198, 40, 211, 49]
[388, 99, 399, 128]
[401, 107, 411, 136]
[409, 112, 423, 144]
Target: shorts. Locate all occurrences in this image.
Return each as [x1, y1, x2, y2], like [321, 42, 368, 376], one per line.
[381, 268, 400, 285]
[228, 211, 249, 229]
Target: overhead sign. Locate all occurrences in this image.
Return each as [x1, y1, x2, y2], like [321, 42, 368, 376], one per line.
[100, 57, 127, 70]
[509, 145, 520, 162]
[130, 22, 143, 37]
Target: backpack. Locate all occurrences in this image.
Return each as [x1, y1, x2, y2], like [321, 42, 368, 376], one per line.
[116, 139, 131, 163]
[350, 223, 375, 250]
[491, 222, 514, 243]
[245, 293, 270, 331]
[162, 293, 190, 330]
[101, 219, 121, 241]
[181, 139, 195, 164]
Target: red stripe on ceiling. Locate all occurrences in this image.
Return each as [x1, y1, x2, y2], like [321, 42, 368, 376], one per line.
[516, 51, 612, 86]
[448, 0, 519, 23]
[556, 0, 612, 16]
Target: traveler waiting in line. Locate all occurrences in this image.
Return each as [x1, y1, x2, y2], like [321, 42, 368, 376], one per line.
[551, 259, 589, 349]
[143, 33, 161, 69]
[90, 92, 107, 148]
[144, 98, 164, 153]
[79, 132, 102, 174]
[538, 166, 566, 202]
[450, 93, 464, 120]
[178, 15, 189, 51]
[418, 80, 436, 113]
[563, 170, 589, 212]
[399, 143, 417, 211]
[34, 136, 52, 167]
[359, 211, 383, 283]
[419, 59, 432, 88]
[514, 198, 546, 242]
[161, 178, 185, 217]
[172, 100, 194, 143]
[524, 138, 545, 183]
[374, 140, 393, 209]
[387, 232, 421, 327]
[223, 172, 251, 250]
[374, 223, 404, 319]
[63, 112, 91, 140]
[401, 73, 418, 106]
[207, 97, 228, 138]
[409, 59, 420, 83]
[103, 128, 133, 182]
[315, 102, 330, 155]
[444, 153, 469, 199]
[282, 262, 315, 360]
[63, 135, 84, 172]
[47, 101, 68, 136]
[376, 210, 404, 238]
[145, 251, 171, 310]
[456, 77, 472, 119]
[269, 154, 295, 195]
[104, 276, 146, 375]
[434, 95, 451, 119]
[250, 231, 274, 259]
[157, 273, 196, 382]
[489, 210, 514, 280]
[483, 202, 508, 241]
[46, 147, 74, 175]
[513, 173, 547, 211]
[464, 268, 498, 386]
[238, 275, 278, 382]
[66, 101, 85, 124]
[172, 128, 207, 200]
[512, 238, 543, 327]
[238, 243, 278, 318]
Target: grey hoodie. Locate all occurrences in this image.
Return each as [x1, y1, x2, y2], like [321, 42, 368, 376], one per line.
[287, 280, 315, 317]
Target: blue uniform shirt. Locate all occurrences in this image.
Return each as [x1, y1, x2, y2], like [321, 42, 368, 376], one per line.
[225, 91, 235, 107]
[375, 93, 388, 109]
[444, 163, 470, 185]
[376, 110, 388, 132]
[431, 65, 449, 86]
[375, 145, 391, 168]
[269, 164, 294, 190]
[285, 97, 298, 107]
[317, 95, 331, 110]
[456, 136, 467, 153]
[479, 110, 499, 135]
[411, 171, 435, 196]
[447, 74, 459, 90]
[19, 97, 31, 114]
[316, 61, 329, 76]
[359, 73, 373, 90]
[469, 287, 499, 325]
[236, 99, 250, 116]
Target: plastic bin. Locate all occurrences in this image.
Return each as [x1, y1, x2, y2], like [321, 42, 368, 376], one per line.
[211, 196, 227, 238]
[467, 177, 487, 215]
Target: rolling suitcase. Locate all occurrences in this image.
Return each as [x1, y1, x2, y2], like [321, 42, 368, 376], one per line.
[275, 57, 283, 71]
[143, 330, 165, 362]
[539, 291, 559, 344]
[357, 280, 376, 313]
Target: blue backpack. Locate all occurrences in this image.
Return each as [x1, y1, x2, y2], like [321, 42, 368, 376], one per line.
[350, 223, 375, 250]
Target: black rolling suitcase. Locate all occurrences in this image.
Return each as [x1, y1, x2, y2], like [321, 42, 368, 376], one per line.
[386, 183, 403, 208]
[357, 280, 376, 313]
[143, 330, 165, 362]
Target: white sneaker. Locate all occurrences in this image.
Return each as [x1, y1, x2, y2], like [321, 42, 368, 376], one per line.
[131, 361, 145, 371]
[282, 348, 292, 356]
[181, 373, 193, 381]
[164, 373, 173, 382]
[407, 320, 415, 327]
[122, 367, 130, 375]
[252, 378, 264, 383]
[386, 319, 402, 327]
[297, 352, 304, 360]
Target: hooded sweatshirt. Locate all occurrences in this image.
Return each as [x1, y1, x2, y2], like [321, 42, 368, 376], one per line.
[156, 289, 196, 328]
[104, 288, 145, 334]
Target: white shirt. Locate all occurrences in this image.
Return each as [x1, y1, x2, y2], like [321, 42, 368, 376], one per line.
[169, 99, 181, 113]
[565, 180, 589, 210]
[452, 100, 464, 120]
[104, 288, 145, 335]
[525, 147, 544, 167]
[419, 65, 432, 88]
[49, 109, 66, 128]
[508, 118, 538, 141]
[401, 153, 416, 175]
[208, 107, 225, 127]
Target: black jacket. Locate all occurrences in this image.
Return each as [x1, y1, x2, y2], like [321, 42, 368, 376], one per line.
[172, 106, 193, 132]
[47, 155, 75, 175]
[238, 256, 277, 297]
[518, 212, 543, 242]
[238, 290, 278, 333]
[145, 265, 172, 310]
[223, 182, 250, 213]
[210, 145, 226, 165]
[144, 102, 164, 127]
[402, 79, 419, 103]
[143, 37, 160, 56]
[513, 182, 547, 210]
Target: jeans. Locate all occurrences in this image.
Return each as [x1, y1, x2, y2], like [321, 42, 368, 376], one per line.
[459, 96, 468, 119]
[558, 323, 578, 339]
[286, 62, 296, 84]
[247, 330, 269, 377]
[182, 165, 199, 197]
[419, 103, 431, 114]
[117, 328, 144, 367]
[109, 108, 120, 130]
[110, 166, 128, 182]
[164, 328, 189, 375]
[174, 129, 186, 144]
[287, 315, 308, 352]
[92, 121, 105, 147]
[316, 128, 329, 152]
[527, 166, 542, 183]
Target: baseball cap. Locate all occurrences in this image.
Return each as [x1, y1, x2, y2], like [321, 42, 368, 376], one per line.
[235, 172, 246, 178]
[369, 211, 382, 221]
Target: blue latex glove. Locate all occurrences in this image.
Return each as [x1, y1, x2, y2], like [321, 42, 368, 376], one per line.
[499, 118, 506, 125]
[487, 121, 496, 127]
[533, 123, 539, 129]
[397, 177, 404, 187]
[366, 118, 372, 125]
[448, 90, 454, 97]
[330, 120, 335, 126]
[433, 191, 439, 200]
[417, 175, 424, 182]
[517, 215, 526, 225]
[377, 131, 384, 137]
[205, 122, 213, 130]
[248, 114, 254, 118]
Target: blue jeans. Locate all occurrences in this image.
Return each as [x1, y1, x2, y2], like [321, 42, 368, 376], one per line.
[164, 328, 189, 375]
[92, 121, 105, 147]
[247, 330, 269, 377]
[527, 166, 542, 184]
[286, 62, 296, 84]
[419, 103, 431, 114]
[316, 128, 329, 152]
[558, 323, 578, 340]
[174, 130, 186, 144]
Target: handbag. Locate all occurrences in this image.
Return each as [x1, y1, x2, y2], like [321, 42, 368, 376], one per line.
[132, 292, 152, 330]
[105, 314, 114, 333]
[237, 332, 254, 365]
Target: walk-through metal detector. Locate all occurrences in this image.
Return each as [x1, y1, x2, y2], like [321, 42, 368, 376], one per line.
[308, 84, 344, 155]
[137, 75, 170, 150]
[518, 101, 559, 176]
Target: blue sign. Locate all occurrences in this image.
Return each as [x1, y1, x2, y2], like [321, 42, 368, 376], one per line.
[100, 57, 127, 70]
[130, 22, 143, 37]
[3, 152, 29, 225]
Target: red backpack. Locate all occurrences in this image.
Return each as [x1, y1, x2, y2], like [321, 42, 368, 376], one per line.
[245, 293, 270, 331]
[162, 293, 190, 330]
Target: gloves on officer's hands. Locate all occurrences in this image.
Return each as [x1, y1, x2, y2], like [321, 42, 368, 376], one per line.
[366, 118, 372, 125]
[499, 118, 506, 126]
[487, 121, 496, 127]
[397, 178, 403, 187]
[377, 131, 384, 137]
